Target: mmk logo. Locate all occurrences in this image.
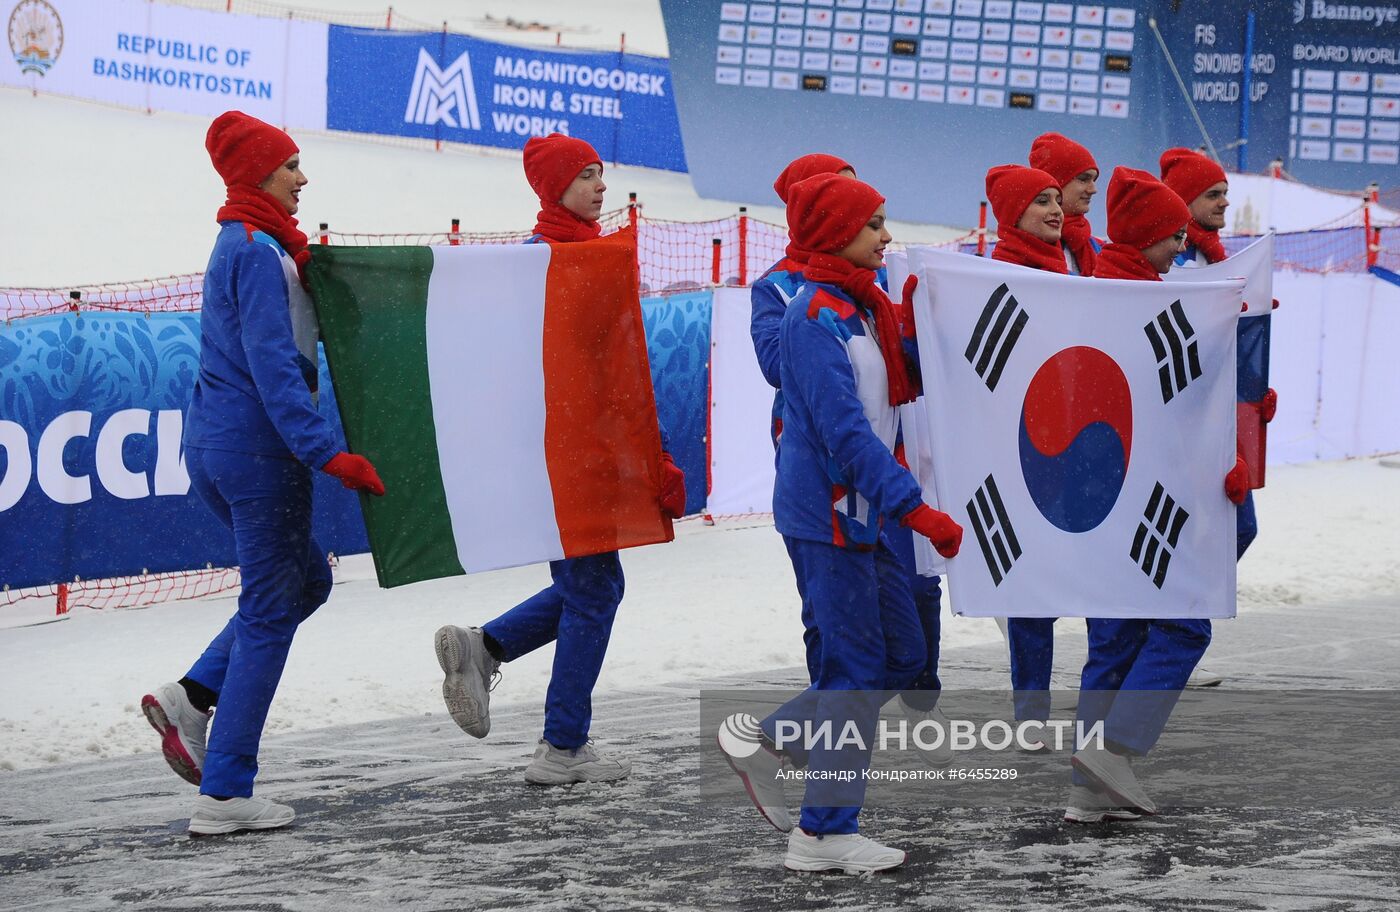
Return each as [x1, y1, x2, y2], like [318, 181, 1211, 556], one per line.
[404, 48, 481, 130]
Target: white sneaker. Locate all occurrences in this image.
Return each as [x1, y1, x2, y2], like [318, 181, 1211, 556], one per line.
[1071, 745, 1157, 815]
[1063, 784, 1144, 823]
[1186, 665, 1224, 688]
[898, 697, 953, 768]
[716, 712, 793, 832]
[141, 682, 211, 786]
[435, 625, 500, 738]
[784, 829, 907, 874]
[523, 740, 631, 785]
[188, 795, 294, 836]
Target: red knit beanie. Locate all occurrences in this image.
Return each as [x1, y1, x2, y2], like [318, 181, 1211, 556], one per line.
[1029, 132, 1098, 188]
[523, 133, 602, 204]
[773, 153, 855, 204]
[205, 111, 299, 189]
[786, 174, 885, 254]
[1159, 147, 1228, 207]
[1106, 167, 1191, 249]
[985, 165, 1060, 229]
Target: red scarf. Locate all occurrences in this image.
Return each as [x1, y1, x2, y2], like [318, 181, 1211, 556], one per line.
[1060, 214, 1099, 276]
[217, 186, 311, 280]
[991, 225, 1070, 274]
[1187, 221, 1228, 263]
[802, 252, 918, 406]
[1093, 243, 1163, 281]
[533, 201, 602, 243]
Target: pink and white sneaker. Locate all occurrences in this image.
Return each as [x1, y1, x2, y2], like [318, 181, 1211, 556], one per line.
[141, 682, 211, 786]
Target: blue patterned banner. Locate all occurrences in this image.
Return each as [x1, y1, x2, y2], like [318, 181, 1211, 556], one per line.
[0, 312, 367, 590]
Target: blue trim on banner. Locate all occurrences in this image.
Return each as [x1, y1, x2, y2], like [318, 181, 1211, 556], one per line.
[1371, 265, 1400, 288]
[326, 26, 686, 172]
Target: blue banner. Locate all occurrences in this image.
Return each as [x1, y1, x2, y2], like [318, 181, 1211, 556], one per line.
[642, 291, 712, 515]
[326, 26, 687, 172]
[0, 313, 367, 590]
[660, 0, 1397, 225]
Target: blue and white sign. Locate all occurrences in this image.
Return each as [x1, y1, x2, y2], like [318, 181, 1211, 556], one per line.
[2, 0, 329, 128]
[0, 312, 367, 590]
[327, 26, 687, 172]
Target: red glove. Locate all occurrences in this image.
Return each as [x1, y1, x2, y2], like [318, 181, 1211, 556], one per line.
[1261, 387, 1278, 423]
[899, 274, 919, 340]
[1224, 456, 1249, 505]
[323, 452, 386, 496]
[659, 451, 687, 519]
[901, 504, 963, 558]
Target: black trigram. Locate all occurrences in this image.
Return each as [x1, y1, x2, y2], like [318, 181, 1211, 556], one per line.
[967, 474, 1022, 586]
[1130, 482, 1189, 589]
[1143, 300, 1203, 403]
[965, 283, 1028, 392]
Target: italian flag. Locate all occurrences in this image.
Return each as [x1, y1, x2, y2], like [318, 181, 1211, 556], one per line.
[307, 228, 673, 588]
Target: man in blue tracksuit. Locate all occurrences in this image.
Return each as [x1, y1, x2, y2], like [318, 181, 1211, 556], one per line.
[433, 134, 686, 786]
[751, 155, 947, 752]
[723, 174, 962, 874]
[1161, 148, 1279, 688]
[141, 111, 385, 836]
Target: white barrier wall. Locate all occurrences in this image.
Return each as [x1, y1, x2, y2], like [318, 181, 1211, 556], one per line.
[707, 271, 1400, 516]
[1268, 271, 1400, 465]
[707, 286, 775, 516]
[4, 0, 327, 129]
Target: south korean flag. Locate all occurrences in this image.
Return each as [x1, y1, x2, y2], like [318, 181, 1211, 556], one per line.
[906, 247, 1243, 619]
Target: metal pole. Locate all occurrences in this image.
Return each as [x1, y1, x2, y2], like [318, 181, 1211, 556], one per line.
[1238, 9, 1255, 173]
[1148, 17, 1221, 164]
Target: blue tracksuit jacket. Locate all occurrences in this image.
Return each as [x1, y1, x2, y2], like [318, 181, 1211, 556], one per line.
[773, 281, 923, 549]
[186, 222, 339, 468]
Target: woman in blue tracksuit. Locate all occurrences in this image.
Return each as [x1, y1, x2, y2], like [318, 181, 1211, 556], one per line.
[723, 174, 962, 874]
[141, 111, 385, 836]
[752, 155, 948, 758]
[434, 134, 687, 786]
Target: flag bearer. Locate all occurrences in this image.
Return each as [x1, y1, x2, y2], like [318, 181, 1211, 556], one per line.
[753, 156, 951, 765]
[721, 174, 963, 874]
[142, 111, 386, 836]
[1069, 167, 1249, 822]
[433, 134, 687, 785]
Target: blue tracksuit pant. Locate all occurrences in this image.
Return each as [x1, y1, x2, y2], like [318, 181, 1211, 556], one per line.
[799, 525, 943, 710]
[483, 552, 624, 750]
[1006, 616, 1056, 722]
[184, 446, 333, 799]
[1237, 491, 1257, 559]
[762, 537, 925, 835]
[1072, 616, 1211, 784]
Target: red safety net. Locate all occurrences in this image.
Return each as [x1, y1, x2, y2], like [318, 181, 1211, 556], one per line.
[2, 200, 1395, 616]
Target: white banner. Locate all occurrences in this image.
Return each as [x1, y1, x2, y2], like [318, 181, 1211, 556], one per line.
[1165, 233, 1275, 315]
[907, 247, 1242, 619]
[1267, 269, 1400, 464]
[3, 0, 328, 129]
[707, 286, 776, 516]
